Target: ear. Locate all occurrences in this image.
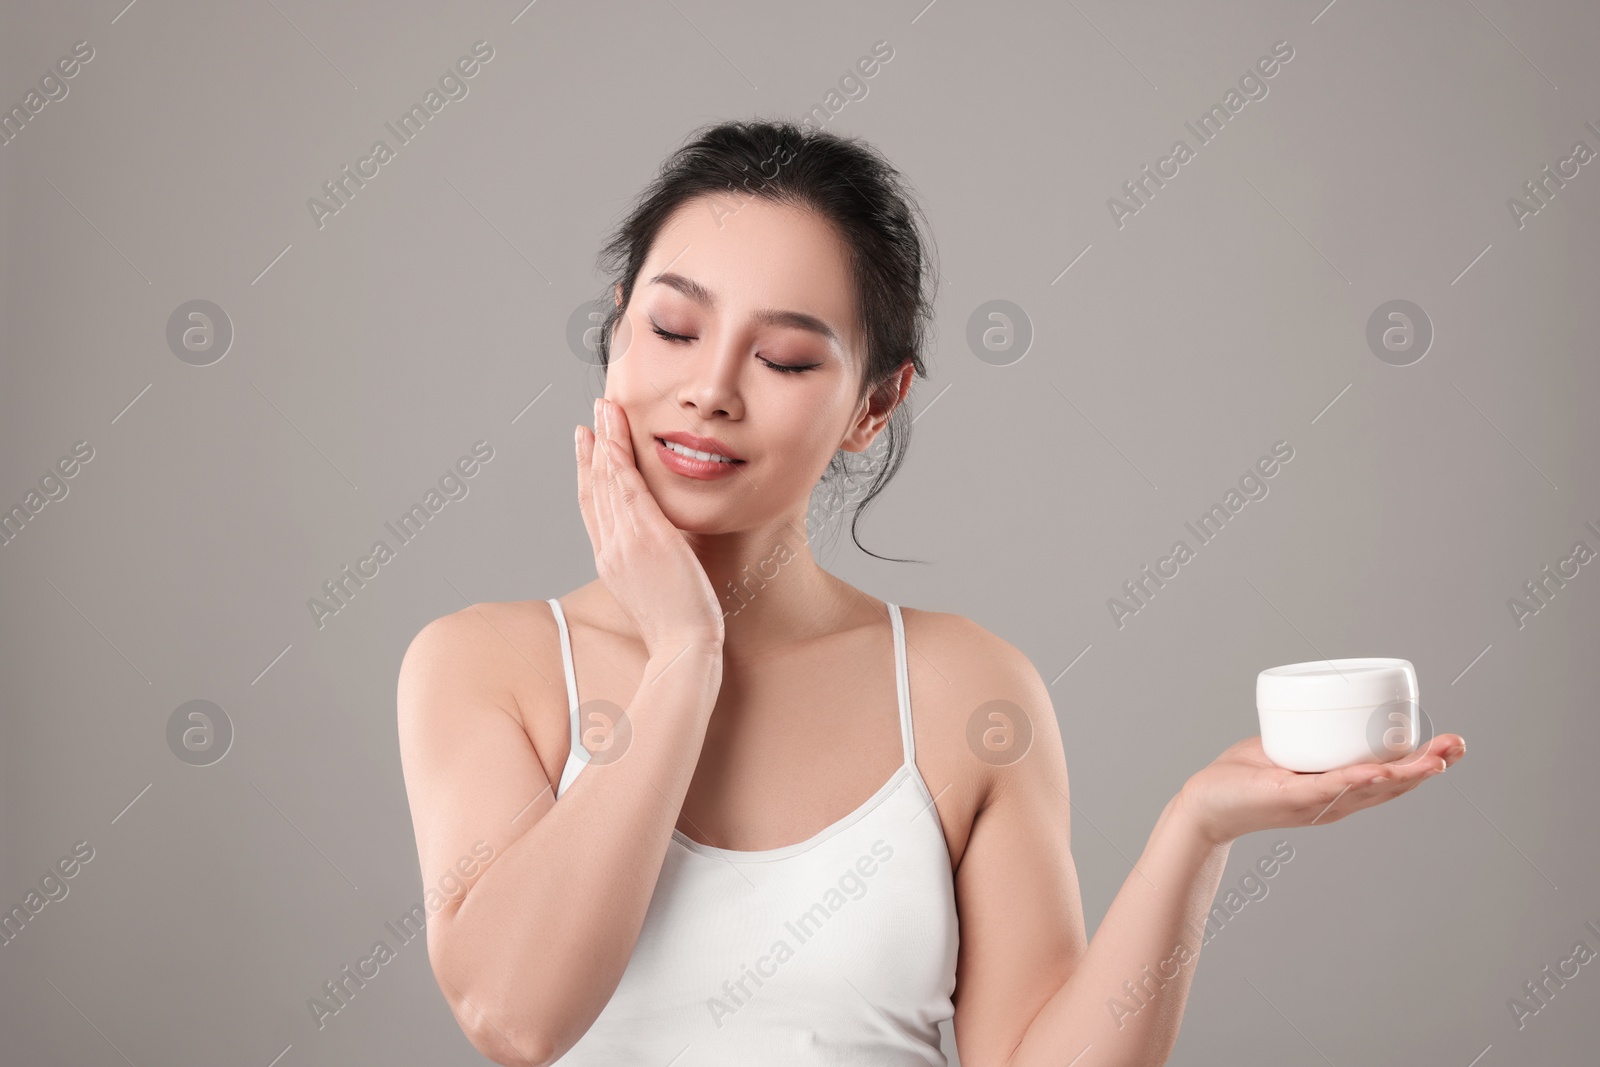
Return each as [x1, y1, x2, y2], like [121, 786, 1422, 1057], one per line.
[613, 282, 623, 307]
[839, 360, 914, 454]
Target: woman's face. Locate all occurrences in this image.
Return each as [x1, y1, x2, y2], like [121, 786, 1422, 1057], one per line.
[604, 194, 892, 534]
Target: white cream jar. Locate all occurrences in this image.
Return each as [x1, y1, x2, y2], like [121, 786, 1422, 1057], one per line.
[1257, 658, 1420, 773]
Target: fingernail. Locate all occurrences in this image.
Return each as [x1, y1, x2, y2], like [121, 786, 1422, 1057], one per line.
[1368, 775, 1389, 785]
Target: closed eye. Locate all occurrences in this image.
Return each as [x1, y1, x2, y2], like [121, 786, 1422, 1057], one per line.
[650, 322, 818, 374]
[651, 323, 693, 344]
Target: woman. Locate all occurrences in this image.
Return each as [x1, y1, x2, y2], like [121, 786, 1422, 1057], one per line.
[397, 119, 1465, 1067]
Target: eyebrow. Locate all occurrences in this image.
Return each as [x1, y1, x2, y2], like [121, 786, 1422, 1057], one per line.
[647, 271, 842, 350]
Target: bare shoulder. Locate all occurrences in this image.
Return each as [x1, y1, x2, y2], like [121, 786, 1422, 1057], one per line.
[897, 606, 1054, 722]
[395, 598, 576, 959]
[894, 606, 1065, 858]
[397, 598, 571, 780]
[896, 606, 1042, 686]
[399, 599, 552, 696]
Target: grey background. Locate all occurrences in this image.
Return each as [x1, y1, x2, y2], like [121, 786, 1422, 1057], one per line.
[2, 0, 1597, 1064]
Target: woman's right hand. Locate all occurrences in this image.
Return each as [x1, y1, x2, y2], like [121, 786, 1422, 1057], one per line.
[576, 397, 726, 659]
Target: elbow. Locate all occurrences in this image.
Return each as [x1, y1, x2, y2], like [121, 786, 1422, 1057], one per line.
[468, 1022, 554, 1067]
[454, 993, 556, 1067]
[429, 918, 602, 1067]
[431, 940, 556, 1067]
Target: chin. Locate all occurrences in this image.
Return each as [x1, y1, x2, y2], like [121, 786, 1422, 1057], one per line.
[673, 513, 759, 537]
[650, 496, 736, 534]
[654, 493, 789, 539]
[643, 464, 808, 536]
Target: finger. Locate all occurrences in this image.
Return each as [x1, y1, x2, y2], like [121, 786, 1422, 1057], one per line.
[1352, 763, 1445, 811]
[1362, 730, 1462, 779]
[1383, 734, 1460, 779]
[575, 425, 602, 554]
[1286, 763, 1401, 822]
[606, 397, 639, 470]
[1299, 734, 1462, 823]
[1346, 747, 1453, 810]
[1358, 763, 1436, 798]
[599, 401, 641, 538]
[1351, 757, 1436, 794]
[605, 435, 643, 538]
[591, 400, 614, 544]
[1411, 733, 1464, 777]
[1387, 734, 1449, 773]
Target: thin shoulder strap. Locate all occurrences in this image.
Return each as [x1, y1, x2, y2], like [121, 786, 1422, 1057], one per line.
[546, 598, 583, 757]
[888, 603, 915, 767]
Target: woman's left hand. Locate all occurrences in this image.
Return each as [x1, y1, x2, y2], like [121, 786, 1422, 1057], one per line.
[1176, 732, 1467, 847]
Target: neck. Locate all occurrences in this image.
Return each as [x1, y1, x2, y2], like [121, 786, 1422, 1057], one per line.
[681, 515, 848, 657]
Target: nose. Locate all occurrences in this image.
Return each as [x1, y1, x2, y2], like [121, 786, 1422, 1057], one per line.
[675, 331, 745, 421]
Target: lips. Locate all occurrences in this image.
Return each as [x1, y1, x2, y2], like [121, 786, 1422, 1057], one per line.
[654, 431, 745, 463]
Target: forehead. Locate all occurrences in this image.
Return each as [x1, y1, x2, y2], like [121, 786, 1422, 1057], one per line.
[642, 195, 860, 347]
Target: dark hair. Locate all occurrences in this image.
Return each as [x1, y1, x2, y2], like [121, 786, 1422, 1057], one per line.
[592, 118, 938, 563]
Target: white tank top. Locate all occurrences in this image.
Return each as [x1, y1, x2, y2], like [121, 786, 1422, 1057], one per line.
[544, 597, 960, 1065]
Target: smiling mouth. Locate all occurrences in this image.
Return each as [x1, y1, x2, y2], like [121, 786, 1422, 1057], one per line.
[656, 438, 744, 464]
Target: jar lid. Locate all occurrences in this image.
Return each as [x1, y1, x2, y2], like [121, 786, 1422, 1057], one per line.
[1257, 657, 1417, 711]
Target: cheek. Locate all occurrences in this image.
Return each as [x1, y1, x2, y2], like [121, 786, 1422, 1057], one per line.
[608, 312, 641, 364]
[608, 327, 679, 397]
[768, 398, 850, 474]
[601, 347, 658, 410]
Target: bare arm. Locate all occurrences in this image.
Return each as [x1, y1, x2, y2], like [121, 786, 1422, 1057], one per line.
[1006, 734, 1462, 1066]
[942, 623, 1233, 1067]
[952, 626, 1464, 1067]
[397, 606, 721, 1067]
[1002, 796, 1230, 1067]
